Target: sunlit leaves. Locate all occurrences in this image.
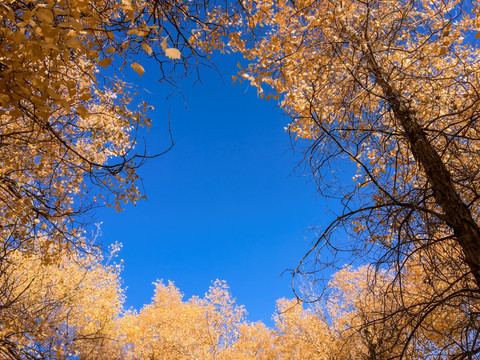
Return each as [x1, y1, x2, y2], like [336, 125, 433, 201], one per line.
[0, 241, 124, 359]
[131, 62, 145, 76]
[0, 0, 202, 264]
[0, 3, 206, 355]
[165, 47, 182, 59]
[120, 280, 247, 359]
[99, 57, 113, 67]
[141, 43, 153, 55]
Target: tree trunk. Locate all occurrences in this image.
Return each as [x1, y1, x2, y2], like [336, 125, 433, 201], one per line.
[364, 46, 480, 289]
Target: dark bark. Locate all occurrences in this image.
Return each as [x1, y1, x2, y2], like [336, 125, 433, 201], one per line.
[364, 46, 480, 289]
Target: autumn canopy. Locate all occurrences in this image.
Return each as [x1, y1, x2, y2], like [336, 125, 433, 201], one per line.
[1, 0, 480, 358]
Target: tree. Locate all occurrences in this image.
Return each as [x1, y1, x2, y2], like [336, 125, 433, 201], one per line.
[0, 0, 219, 260]
[112, 280, 343, 360]
[119, 280, 247, 359]
[196, 0, 480, 356]
[272, 298, 342, 359]
[0, 239, 124, 360]
[327, 247, 480, 359]
[0, 1, 221, 357]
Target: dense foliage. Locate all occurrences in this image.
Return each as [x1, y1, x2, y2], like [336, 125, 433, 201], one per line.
[2, 0, 480, 358]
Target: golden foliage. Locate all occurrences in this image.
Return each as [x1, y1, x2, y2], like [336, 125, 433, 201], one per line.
[120, 280, 246, 359]
[3, 0, 480, 358]
[0, 0, 199, 259]
[0, 240, 124, 359]
[0, 0, 215, 357]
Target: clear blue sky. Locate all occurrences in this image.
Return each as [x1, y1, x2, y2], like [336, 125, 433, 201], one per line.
[96, 53, 332, 325]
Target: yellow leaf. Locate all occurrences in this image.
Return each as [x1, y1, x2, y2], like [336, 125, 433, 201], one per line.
[165, 48, 181, 60]
[79, 92, 92, 101]
[161, 37, 168, 51]
[36, 8, 53, 23]
[66, 38, 82, 49]
[76, 106, 89, 119]
[141, 43, 153, 55]
[41, 43, 60, 51]
[70, 19, 83, 31]
[98, 58, 112, 68]
[131, 62, 145, 76]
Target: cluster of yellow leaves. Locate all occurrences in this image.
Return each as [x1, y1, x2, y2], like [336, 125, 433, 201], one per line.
[0, 0, 190, 260]
[0, 240, 124, 359]
[117, 250, 479, 359]
[119, 280, 248, 359]
[327, 242, 480, 358]
[3, 0, 480, 358]
[109, 279, 340, 360]
[1, 237, 477, 359]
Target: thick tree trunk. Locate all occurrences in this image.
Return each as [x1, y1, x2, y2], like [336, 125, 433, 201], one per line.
[365, 47, 480, 289]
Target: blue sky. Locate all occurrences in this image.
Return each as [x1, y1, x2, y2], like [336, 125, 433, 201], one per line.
[96, 53, 332, 325]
